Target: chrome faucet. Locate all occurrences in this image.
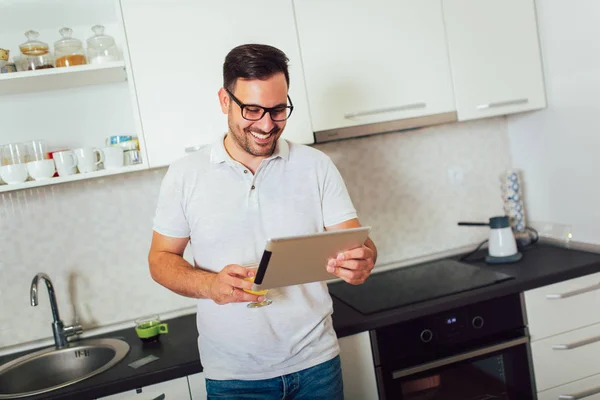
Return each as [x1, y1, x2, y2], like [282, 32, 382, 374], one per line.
[30, 273, 83, 349]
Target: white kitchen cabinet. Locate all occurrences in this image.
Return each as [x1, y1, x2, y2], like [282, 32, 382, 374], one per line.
[98, 376, 190, 399]
[525, 271, 600, 342]
[339, 332, 379, 400]
[120, 0, 314, 168]
[531, 321, 600, 392]
[187, 372, 208, 400]
[538, 372, 600, 400]
[442, 0, 546, 120]
[293, 0, 456, 136]
[0, 0, 147, 193]
[525, 271, 600, 395]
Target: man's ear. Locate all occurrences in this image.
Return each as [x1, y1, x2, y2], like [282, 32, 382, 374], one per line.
[218, 87, 229, 114]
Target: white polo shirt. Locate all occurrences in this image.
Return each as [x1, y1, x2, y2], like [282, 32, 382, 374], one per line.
[153, 134, 357, 380]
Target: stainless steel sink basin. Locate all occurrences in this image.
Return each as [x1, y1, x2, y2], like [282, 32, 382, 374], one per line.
[0, 338, 130, 399]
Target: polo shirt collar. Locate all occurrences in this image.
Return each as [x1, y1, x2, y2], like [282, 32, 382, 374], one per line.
[210, 133, 289, 164]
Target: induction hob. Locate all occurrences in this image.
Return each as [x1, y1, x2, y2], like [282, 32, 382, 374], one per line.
[328, 259, 514, 315]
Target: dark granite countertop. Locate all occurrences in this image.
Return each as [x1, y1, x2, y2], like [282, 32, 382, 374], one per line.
[330, 242, 600, 337]
[0, 314, 202, 400]
[3, 242, 600, 399]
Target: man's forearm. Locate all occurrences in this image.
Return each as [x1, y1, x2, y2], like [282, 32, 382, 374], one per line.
[149, 251, 215, 299]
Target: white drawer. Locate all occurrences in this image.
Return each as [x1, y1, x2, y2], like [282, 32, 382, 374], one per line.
[525, 271, 600, 341]
[531, 322, 600, 392]
[98, 377, 190, 399]
[538, 372, 600, 400]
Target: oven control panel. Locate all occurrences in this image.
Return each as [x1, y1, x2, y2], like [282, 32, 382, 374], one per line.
[419, 311, 486, 342]
[373, 294, 525, 368]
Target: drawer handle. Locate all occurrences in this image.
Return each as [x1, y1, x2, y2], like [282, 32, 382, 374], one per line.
[559, 385, 600, 399]
[553, 334, 600, 350]
[546, 282, 600, 299]
[476, 98, 528, 110]
[344, 102, 426, 119]
[152, 395, 166, 400]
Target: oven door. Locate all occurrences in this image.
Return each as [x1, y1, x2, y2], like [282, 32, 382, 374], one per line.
[377, 336, 534, 400]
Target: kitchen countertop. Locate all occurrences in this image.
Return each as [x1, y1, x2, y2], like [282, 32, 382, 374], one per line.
[4, 242, 600, 399]
[330, 242, 600, 337]
[1, 314, 202, 400]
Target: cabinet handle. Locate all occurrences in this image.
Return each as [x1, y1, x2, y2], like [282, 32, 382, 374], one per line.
[344, 102, 426, 119]
[476, 98, 528, 110]
[151, 395, 165, 400]
[553, 334, 600, 350]
[546, 283, 600, 299]
[559, 385, 600, 399]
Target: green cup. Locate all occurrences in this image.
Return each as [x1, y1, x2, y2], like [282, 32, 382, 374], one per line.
[135, 315, 168, 343]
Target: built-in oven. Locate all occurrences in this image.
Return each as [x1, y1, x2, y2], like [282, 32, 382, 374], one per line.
[370, 294, 535, 400]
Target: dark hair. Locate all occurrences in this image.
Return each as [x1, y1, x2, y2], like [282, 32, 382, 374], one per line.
[223, 44, 290, 92]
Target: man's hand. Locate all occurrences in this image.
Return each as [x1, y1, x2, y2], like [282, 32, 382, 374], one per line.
[208, 264, 264, 305]
[326, 245, 375, 285]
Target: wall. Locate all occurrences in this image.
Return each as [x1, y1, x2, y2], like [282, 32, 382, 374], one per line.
[507, 0, 600, 244]
[0, 117, 511, 348]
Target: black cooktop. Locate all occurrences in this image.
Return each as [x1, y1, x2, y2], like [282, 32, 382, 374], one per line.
[328, 259, 514, 315]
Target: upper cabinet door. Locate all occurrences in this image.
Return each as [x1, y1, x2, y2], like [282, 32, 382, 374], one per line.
[120, 0, 314, 168]
[293, 0, 456, 133]
[442, 0, 547, 121]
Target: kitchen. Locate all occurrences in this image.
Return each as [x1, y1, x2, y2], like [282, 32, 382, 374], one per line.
[1, 0, 600, 399]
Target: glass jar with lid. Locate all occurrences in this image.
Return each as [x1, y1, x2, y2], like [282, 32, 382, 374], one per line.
[86, 25, 121, 64]
[18, 30, 54, 71]
[54, 27, 87, 67]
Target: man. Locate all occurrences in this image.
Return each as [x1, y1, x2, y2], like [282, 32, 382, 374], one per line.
[149, 43, 377, 399]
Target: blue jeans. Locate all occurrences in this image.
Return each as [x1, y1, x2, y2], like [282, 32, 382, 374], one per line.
[205, 355, 344, 400]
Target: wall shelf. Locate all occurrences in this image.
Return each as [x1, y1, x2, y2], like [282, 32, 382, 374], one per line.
[0, 61, 127, 95]
[0, 163, 147, 193]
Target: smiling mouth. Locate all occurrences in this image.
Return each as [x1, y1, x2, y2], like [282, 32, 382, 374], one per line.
[249, 131, 272, 141]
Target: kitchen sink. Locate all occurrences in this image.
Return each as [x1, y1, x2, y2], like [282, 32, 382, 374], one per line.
[0, 338, 130, 399]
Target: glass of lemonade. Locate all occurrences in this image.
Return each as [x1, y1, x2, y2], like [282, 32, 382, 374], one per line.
[242, 263, 272, 308]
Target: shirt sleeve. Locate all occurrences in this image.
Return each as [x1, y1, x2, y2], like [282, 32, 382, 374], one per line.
[321, 157, 358, 227]
[152, 165, 191, 238]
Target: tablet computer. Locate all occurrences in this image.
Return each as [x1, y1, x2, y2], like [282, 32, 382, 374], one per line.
[251, 226, 371, 291]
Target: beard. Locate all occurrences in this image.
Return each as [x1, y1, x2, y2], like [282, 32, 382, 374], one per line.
[227, 120, 282, 157]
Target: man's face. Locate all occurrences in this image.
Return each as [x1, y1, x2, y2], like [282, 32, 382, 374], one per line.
[222, 73, 288, 158]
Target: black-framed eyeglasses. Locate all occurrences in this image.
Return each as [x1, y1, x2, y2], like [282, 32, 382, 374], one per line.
[225, 88, 294, 122]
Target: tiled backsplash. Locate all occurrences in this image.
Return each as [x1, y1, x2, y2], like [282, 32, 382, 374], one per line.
[0, 117, 510, 348]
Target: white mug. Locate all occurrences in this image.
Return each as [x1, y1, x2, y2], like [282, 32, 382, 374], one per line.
[0, 164, 28, 184]
[27, 159, 56, 180]
[101, 147, 124, 169]
[74, 148, 104, 173]
[53, 151, 78, 177]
